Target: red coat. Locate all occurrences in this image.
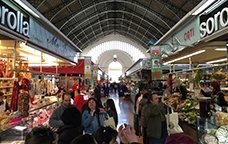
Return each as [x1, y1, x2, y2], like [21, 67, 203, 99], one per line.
[73, 94, 88, 112]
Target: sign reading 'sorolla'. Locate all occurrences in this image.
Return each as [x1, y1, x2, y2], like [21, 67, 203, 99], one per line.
[0, 1, 29, 37]
[200, 1, 228, 38]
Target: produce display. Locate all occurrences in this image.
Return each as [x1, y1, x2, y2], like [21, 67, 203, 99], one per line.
[215, 125, 228, 143]
[215, 112, 228, 125]
[179, 98, 198, 125]
[166, 94, 199, 126]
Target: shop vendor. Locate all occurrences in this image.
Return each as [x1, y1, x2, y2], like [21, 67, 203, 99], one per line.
[0, 92, 10, 115]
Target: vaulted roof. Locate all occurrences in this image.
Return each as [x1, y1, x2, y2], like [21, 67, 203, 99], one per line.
[27, 0, 201, 50]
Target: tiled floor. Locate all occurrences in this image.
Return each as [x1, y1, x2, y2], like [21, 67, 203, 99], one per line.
[105, 93, 144, 144]
[104, 93, 134, 127]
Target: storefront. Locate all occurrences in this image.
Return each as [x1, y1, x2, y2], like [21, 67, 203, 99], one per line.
[155, 1, 228, 143]
[0, 1, 81, 143]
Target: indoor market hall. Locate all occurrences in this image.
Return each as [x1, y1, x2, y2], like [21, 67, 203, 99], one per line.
[0, 0, 228, 144]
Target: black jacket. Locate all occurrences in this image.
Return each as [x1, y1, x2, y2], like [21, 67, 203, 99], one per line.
[57, 125, 82, 144]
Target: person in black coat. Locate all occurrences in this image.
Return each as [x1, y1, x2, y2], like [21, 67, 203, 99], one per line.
[57, 106, 82, 144]
[105, 99, 118, 127]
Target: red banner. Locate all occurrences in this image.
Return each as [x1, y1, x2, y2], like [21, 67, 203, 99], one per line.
[30, 59, 84, 74]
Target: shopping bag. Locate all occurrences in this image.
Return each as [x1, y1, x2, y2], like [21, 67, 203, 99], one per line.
[104, 115, 116, 130]
[166, 107, 183, 135]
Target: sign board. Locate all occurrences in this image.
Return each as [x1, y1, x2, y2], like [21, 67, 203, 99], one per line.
[200, 1, 228, 38]
[0, 0, 29, 37]
[150, 46, 162, 80]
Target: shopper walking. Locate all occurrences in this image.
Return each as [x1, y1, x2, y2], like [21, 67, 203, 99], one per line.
[57, 106, 82, 144]
[105, 98, 118, 127]
[82, 97, 108, 134]
[49, 92, 73, 128]
[141, 93, 168, 144]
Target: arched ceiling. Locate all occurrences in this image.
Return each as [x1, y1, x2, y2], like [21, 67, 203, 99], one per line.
[27, 0, 201, 50]
[98, 49, 133, 72]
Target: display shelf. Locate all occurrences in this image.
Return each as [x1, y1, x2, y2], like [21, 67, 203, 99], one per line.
[3, 93, 12, 96]
[197, 116, 228, 144]
[29, 101, 57, 113]
[0, 78, 17, 80]
[0, 86, 13, 89]
[0, 99, 57, 143]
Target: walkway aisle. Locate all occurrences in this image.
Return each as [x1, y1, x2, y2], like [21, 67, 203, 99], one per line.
[108, 93, 134, 127]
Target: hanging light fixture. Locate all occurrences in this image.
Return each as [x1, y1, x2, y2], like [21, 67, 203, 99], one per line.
[113, 54, 117, 62]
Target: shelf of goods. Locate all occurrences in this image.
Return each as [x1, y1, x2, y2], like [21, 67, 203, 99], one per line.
[0, 78, 17, 98]
[0, 96, 58, 143]
[197, 113, 228, 144]
[168, 95, 199, 142]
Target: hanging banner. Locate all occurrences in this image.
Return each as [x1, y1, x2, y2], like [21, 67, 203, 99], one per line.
[150, 46, 162, 80]
[84, 57, 92, 78]
[84, 57, 92, 87]
[92, 64, 98, 80]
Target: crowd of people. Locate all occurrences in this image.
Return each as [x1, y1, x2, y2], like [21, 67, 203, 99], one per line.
[22, 76, 227, 144]
[24, 79, 140, 144]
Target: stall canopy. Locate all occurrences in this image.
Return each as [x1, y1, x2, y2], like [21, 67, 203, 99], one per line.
[31, 59, 84, 74]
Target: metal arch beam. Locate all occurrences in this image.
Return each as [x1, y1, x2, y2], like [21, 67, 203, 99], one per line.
[77, 24, 150, 47]
[75, 24, 152, 48]
[66, 10, 164, 37]
[78, 30, 114, 50]
[78, 0, 97, 40]
[50, 0, 78, 21]
[78, 27, 148, 50]
[70, 18, 158, 42]
[58, 0, 171, 30]
[36, 0, 47, 10]
[134, 0, 152, 35]
[98, 50, 133, 67]
[80, 30, 148, 50]
[156, 0, 183, 19]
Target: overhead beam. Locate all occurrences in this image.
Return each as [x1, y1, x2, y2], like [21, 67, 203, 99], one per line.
[65, 10, 164, 37]
[77, 27, 149, 50]
[57, 0, 171, 30]
[69, 17, 158, 42]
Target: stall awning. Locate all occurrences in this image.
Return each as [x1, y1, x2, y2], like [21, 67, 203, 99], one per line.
[30, 59, 84, 74]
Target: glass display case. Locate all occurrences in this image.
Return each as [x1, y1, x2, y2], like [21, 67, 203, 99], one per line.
[197, 116, 228, 144]
[0, 97, 57, 144]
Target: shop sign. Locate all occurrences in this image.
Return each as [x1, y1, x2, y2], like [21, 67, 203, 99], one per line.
[200, 1, 228, 38]
[161, 18, 200, 55]
[29, 19, 76, 62]
[150, 46, 162, 80]
[125, 59, 142, 76]
[92, 64, 98, 80]
[142, 59, 151, 69]
[0, 1, 29, 37]
[84, 56, 92, 79]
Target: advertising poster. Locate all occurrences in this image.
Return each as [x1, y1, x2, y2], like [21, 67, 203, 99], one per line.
[150, 46, 162, 80]
[84, 56, 92, 79]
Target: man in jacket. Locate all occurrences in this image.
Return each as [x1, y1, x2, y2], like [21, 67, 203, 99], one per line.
[49, 92, 73, 128]
[141, 93, 168, 144]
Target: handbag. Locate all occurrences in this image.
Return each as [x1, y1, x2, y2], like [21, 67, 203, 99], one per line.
[104, 115, 116, 130]
[166, 107, 183, 135]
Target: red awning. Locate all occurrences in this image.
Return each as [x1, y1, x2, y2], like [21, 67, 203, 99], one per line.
[30, 59, 84, 74]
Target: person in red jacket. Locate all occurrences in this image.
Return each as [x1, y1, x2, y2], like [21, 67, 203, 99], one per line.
[73, 89, 88, 112]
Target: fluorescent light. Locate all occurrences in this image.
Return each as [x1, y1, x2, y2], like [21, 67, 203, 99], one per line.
[14, 0, 40, 18]
[206, 58, 227, 64]
[29, 63, 59, 66]
[204, 0, 226, 14]
[192, 0, 216, 15]
[13, 126, 27, 131]
[164, 50, 206, 64]
[215, 48, 227, 51]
